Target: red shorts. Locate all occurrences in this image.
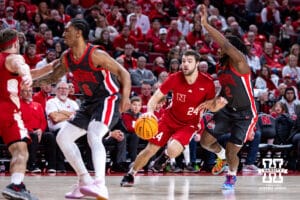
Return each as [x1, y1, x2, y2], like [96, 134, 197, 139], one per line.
[0, 101, 30, 146]
[149, 112, 198, 147]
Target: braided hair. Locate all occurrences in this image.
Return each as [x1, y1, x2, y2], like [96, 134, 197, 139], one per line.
[70, 18, 90, 41]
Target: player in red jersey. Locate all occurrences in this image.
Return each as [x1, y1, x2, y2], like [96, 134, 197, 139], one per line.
[120, 49, 227, 187]
[0, 28, 39, 200]
[198, 5, 258, 190]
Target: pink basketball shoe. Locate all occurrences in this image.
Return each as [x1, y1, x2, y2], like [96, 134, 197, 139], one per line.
[65, 184, 85, 199]
[79, 181, 108, 200]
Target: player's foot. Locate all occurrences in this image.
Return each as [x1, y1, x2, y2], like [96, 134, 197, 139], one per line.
[79, 181, 108, 200]
[183, 163, 199, 173]
[2, 182, 39, 200]
[65, 184, 84, 199]
[212, 158, 227, 175]
[149, 153, 169, 172]
[222, 175, 237, 190]
[120, 173, 134, 187]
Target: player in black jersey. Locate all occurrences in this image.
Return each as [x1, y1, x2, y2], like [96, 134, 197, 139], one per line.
[198, 5, 258, 190]
[33, 18, 131, 200]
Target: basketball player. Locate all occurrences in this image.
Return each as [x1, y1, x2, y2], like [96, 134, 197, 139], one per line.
[198, 5, 258, 190]
[120, 49, 227, 187]
[0, 29, 39, 199]
[32, 18, 131, 200]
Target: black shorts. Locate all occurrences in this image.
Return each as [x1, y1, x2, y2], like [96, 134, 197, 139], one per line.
[204, 107, 256, 145]
[70, 94, 120, 130]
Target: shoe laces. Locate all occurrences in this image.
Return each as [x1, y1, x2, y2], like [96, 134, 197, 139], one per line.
[214, 158, 226, 170]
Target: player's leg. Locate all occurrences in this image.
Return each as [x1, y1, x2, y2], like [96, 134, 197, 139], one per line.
[120, 143, 161, 186]
[56, 122, 87, 199]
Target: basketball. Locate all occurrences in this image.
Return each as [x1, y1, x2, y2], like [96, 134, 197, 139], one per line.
[134, 116, 158, 140]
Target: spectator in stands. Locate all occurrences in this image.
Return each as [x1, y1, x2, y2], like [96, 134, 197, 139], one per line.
[168, 58, 180, 74]
[245, 31, 263, 57]
[269, 34, 283, 56]
[45, 81, 79, 172]
[254, 65, 278, 96]
[23, 44, 43, 69]
[93, 14, 119, 42]
[245, 0, 264, 25]
[15, 2, 30, 22]
[130, 56, 157, 86]
[106, 6, 125, 32]
[113, 25, 137, 58]
[57, 2, 71, 25]
[37, 1, 51, 21]
[198, 61, 209, 73]
[245, 41, 262, 75]
[282, 54, 300, 85]
[121, 96, 142, 162]
[280, 87, 300, 116]
[3, 7, 18, 29]
[279, 16, 295, 51]
[139, 82, 153, 113]
[20, 86, 56, 173]
[36, 28, 55, 54]
[17, 20, 35, 44]
[45, 9, 65, 38]
[149, 0, 170, 25]
[153, 27, 172, 55]
[31, 12, 44, 33]
[35, 49, 57, 69]
[67, 82, 79, 103]
[93, 29, 114, 52]
[126, 3, 150, 35]
[84, 5, 100, 31]
[17, 32, 27, 55]
[152, 56, 167, 77]
[256, 90, 273, 114]
[145, 18, 161, 51]
[128, 14, 144, 42]
[274, 83, 288, 101]
[289, 110, 300, 170]
[54, 40, 65, 58]
[175, 39, 190, 56]
[162, 0, 178, 18]
[186, 21, 203, 47]
[33, 82, 54, 110]
[260, 42, 284, 73]
[177, 10, 190, 37]
[166, 20, 182, 47]
[117, 43, 137, 71]
[260, 0, 281, 35]
[289, 44, 300, 66]
[65, 0, 85, 18]
[209, 7, 228, 31]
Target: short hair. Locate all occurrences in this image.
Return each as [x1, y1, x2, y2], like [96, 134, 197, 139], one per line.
[0, 29, 18, 51]
[183, 49, 201, 62]
[70, 18, 90, 41]
[130, 96, 141, 103]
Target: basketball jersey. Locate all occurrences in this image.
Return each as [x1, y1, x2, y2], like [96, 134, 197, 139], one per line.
[218, 65, 255, 110]
[0, 53, 22, 104]
[159, 71, 215, 126]
[64, 43, 120, 102]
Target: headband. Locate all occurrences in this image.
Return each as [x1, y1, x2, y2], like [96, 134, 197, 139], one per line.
[0, 36, 17, 49]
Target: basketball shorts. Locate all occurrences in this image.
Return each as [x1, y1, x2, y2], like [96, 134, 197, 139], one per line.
[149, 112, 197, 147]
[204, 107, 257, 145]
[70, 95, 120, 130]
[0, 101, 30, 146]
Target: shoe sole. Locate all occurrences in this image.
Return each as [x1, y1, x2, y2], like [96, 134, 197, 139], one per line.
[79, 188, 108, 200]
[120, 182, 134, 187]
[2, 191, 29, 200]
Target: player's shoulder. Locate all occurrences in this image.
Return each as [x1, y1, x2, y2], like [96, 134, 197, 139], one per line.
[199, 72, 214, 82]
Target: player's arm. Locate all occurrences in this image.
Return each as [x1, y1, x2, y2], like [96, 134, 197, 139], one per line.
[199, 5, 249, 74]
[31, 54, 67, 87]
[5, 54, 32, 87]
[145, 88, 165, 118]
[92, 49, 131, 112]
[199, 96, 228, 112]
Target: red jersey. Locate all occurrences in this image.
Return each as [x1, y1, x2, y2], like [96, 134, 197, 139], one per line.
[0, 53, 22, 103]
[33, 91, 53, 110]
[122, 111, 141, 133]
[20, 99, 47, 132]
[160, 72, 215, 126]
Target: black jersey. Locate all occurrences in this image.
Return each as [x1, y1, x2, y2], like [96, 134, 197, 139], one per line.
[64, 43, 120, 102]
[218, 65, 255, 110]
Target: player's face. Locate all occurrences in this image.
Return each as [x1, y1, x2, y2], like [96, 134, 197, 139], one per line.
[181, 55, 198, 76]
[63, 22, 80, 47]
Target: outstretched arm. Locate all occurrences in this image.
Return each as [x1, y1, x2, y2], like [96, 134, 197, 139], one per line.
[197, 96, 228, 112]
[199, 5, 249, 74]
[92, 49, 131, 112]
[31, 56, 67, 87]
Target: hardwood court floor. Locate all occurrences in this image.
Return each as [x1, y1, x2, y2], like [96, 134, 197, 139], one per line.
[0, 173, 300, 200]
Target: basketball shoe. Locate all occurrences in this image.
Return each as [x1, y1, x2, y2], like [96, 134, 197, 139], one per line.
[149, 153, 169, 172]
[120, 173, 134, 187]
[80, 181, 108, 200]
[65, 184, 84, 199]
[222, 175, 237, 190]
[2, 182, 39, 200]
[212, 158, 227, 175]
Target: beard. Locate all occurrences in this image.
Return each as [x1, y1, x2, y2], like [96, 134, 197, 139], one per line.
[59, 94, 68, 101]
[183, 65, 197, 76]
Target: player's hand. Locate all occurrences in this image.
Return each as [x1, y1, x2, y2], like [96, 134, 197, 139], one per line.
[110, 130, 124, 142]
[199, 4, 208, 25]
[119, 97, 130, 113]
[194, 133, 201, 142]
[141, 112, 157, 121]
[21, 74, 33, 88]
[215, 96, 228, 110]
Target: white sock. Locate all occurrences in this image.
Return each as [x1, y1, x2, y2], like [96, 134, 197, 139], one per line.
[216, 148, 226, 160]
[183, 145, 190, 165]
[87, 120, 109, 184]
[128, 168, 137, 176]
[170, 158, 176, 165]
[11, 173, 24, 185]
[56, 122, 93, 185]
[228, 169, 237, 176]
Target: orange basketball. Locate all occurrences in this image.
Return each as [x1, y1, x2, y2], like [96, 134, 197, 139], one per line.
[134, 116, 158, 140]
